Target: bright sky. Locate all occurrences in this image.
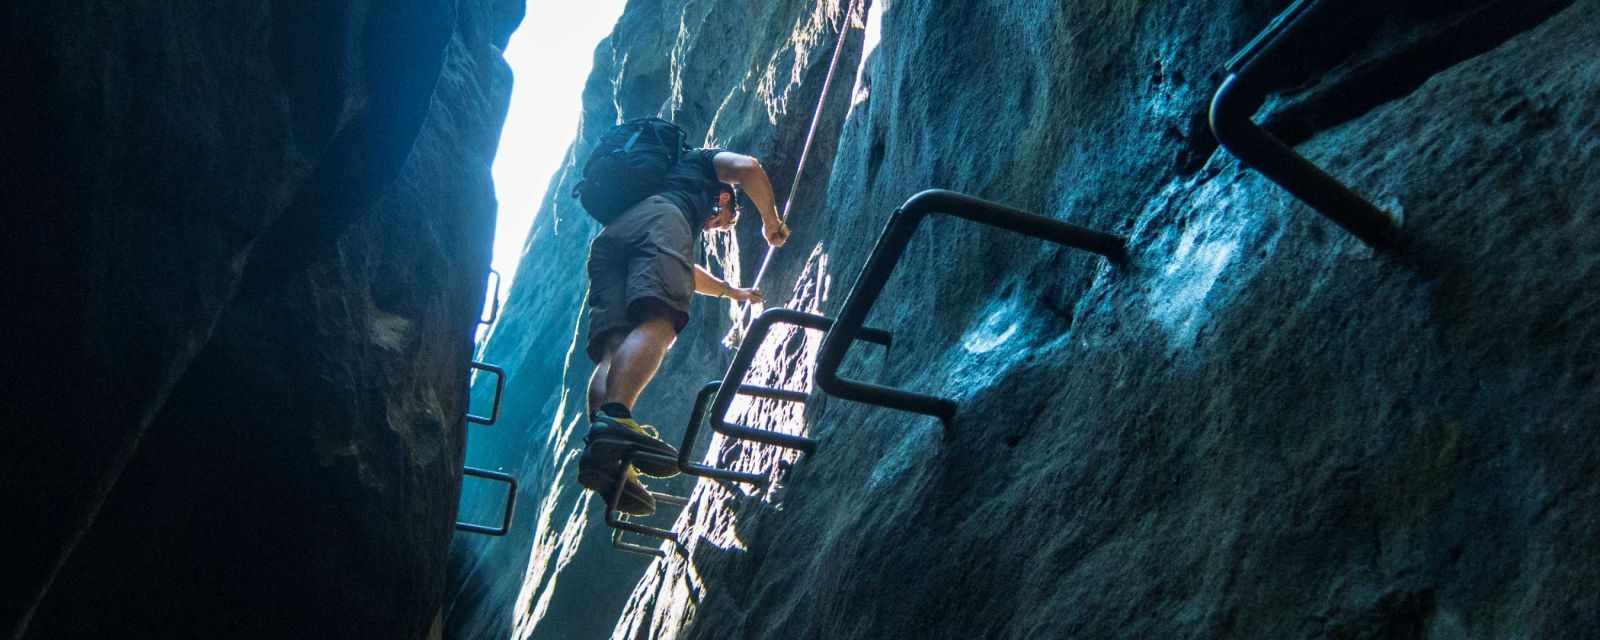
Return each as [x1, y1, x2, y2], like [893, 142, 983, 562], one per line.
[490, 1, 628, 290]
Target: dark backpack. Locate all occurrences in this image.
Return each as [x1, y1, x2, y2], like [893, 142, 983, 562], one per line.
[572, 117, 688, 225]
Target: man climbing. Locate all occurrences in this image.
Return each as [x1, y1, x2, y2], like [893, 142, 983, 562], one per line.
[576, 133, 790, 516]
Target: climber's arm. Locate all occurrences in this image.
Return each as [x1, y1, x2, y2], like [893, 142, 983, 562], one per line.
[712, 152, 789, 247]
[694, 264, 763, 303]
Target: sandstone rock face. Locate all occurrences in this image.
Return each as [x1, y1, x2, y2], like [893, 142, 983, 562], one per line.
[2, 1, 518, 637]
[452, 0, 1599, 638]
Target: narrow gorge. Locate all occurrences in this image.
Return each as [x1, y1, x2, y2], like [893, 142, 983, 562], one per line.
[452, 0, 1600, 638]
[5, 1, 1596, 639]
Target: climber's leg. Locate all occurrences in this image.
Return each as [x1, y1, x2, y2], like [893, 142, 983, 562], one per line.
[586, 330, 626, 419]
[602, 303, 678, 411]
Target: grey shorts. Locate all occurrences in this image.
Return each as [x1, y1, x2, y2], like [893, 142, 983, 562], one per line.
[585, 196, 694, 362]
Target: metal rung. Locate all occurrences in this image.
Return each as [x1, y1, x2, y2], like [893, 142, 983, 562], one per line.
[816, 189, 1126, 425]
[607, 450, 689, 558]
[692, 309, 893, 487]
[467, 361, 505, 425]
[1210, 0, 1402, 251]
[480, 269, 503, 325]
[610, 527, 668, 558]
[678, 381, 809, 487]
[456, 466, 518, 536]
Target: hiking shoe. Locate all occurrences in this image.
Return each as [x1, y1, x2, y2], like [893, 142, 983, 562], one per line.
[585, 410, 681, 478]
[577, 448, 655, 516]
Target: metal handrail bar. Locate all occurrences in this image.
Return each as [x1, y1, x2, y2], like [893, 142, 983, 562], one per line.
[455, 466, 518, 536]
[678, 381, 809, 487]
[815, 189, 1127, 424]
[708, 308, 893, 458]
[479, 269, 503, 325]
[1209, 0, 1402, 250]
[466, 361, 505, 425]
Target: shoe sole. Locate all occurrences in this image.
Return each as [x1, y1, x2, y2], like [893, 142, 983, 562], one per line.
[586, 430, 681, 478]
[577, 449, 656, 515]
[576, 467, 656, 518]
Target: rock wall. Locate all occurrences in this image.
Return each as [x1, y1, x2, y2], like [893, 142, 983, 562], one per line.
[451, 0, 1600, 638]
[1, 1, 519, 637]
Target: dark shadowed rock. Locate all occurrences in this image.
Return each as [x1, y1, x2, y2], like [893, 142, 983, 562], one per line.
[1, 1, 519, 637]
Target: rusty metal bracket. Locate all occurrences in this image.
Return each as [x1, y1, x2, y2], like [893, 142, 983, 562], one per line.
[607, 450, 690, 558]
[467, 361, 505, 425]
[815, 189, 1126, 425]
[480, 269, 503, 325]
[456, 466, 518, 536]
[1209, 0, 1402, 250]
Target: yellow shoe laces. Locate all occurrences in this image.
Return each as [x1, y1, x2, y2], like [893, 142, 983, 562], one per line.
[615, 415, 661, 440]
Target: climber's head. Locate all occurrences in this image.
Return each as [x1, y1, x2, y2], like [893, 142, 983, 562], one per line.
[704, 184, 740, 231]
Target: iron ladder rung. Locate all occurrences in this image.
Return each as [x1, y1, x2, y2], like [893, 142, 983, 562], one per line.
[681, 308, 892, 488]
[606, 451, 689, 558]
[456, 466, 518, 536]
[467, 361, 505, 425]
[479, 269, 503, 325]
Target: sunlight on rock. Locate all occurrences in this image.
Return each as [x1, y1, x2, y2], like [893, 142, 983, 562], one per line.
[507, 307, 596, 638]
[512, 311, 593, 640]
[1156, 226, 1236, 343]
[512, 414, 591, 639]
[702, 221, 752, 348]
[759, 0, 847, 124]
[519, 490, 594, 639]
[961, 302, 1021, 354]
[1146, 183, 1248, 349]
[849, 0, 883, 111]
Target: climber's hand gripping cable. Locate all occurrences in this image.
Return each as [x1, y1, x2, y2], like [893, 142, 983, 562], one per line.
[693, 263, 764, 304]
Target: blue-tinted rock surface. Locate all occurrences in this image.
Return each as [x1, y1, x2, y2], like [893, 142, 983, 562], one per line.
[1, 1, 519, 637]
[452, 0, 1599, 638]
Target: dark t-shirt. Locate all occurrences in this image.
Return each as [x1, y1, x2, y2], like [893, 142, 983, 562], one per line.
[657, 147, 727, 230]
